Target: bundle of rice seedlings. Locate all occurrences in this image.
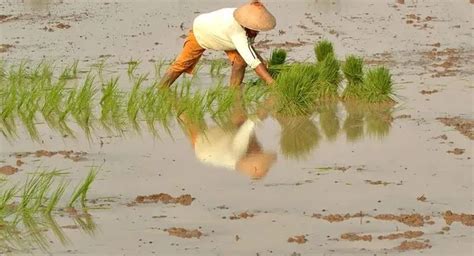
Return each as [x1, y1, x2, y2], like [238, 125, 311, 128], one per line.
[100, 76, 127, 133]
[314, 40, 335, 62]
[342, 55, 364, 99]
[269, 48, 287, 66]
[273, 64, 320, 115]
[71, 75, 96, 137]
[276, 115, 321, 160]
[361, 67, 396, 104]
[314, 53, 341, 99]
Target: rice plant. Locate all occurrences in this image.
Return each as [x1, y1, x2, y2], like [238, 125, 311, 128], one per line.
[127, 59, 141, 80]
[68, 167, 99, 208]
[71, 75, 96, 137]
[314, 53, 341, 99]
[361, 67, 396, 103]
[100, 76, 127, 133]
[314, 40, 335, 62]
[273, 64, 320, 115]
[269, 48, 287, 66]
[342, 55, 364, 99]
[210, 59, 227, 78]
[59, 60, 79, 80]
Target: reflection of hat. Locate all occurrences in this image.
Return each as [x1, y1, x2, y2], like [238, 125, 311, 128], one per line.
[234, 0, 276, 32]
[236, 152, 277, 180]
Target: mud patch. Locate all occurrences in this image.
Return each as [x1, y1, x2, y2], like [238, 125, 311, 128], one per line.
[395, 240, 431, 251]
[134, 193, 194, 206]
[374, 214, 427, 227]
[378, 231, 424, 240]
[254, 39, 308, 50]
[288, 235, 307, 244]
[437, 117, 474, 140]
[420, 89, 439, 95]
[229, 212, 255, 220]
[16, 159, 25, 167]
[0, 44, 14, 53]
[11, 150, 88, 162]
[340, 233, 372, 242]
[0, 165, 18, 175]
[447, 148, 465, 155]
[312, 212, 367, 223]
[165, 227, 202, 239]
[443, 211, 474, 226]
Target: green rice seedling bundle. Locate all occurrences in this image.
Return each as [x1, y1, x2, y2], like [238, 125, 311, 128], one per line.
[361, 67, 396, 104]
[314, 53, 341, 99]
[268, 48, 288, 76]
[273, 64, 320, 115]
[342, 55, 364, 99]
[276, 115, 321, 160]
[314, 40, 335, 63]
[71, 75, 96, 137]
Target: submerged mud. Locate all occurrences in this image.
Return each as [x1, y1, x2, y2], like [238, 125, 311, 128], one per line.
[378, 231, 424, 240]
[165, 227, 202, 239]
[437, 117, 474, 140]
[443, 211, 474, 227]
[395, 240, 432, 251]
[288, 235, 307, 244]
[0, 165, 18, 175]
[340, 233, 372, 242]
[134, 193, 194, 206]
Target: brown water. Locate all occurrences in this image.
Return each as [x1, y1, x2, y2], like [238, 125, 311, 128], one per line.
[1, 0, 473, 255]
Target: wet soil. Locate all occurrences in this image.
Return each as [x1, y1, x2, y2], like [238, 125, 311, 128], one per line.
[447, 148, 465, 155]
[287, 235, 307, 244]
[134, 193, 194, 206]
[443, 211, 474, 226]
[377, 231, 424, 240]
[395, 240, 432, 251]
[165, 227, 202, 239]
[0, 165, 18, 175]
[10, 150, 88, 162]
[229, 212, 255, 220]
[437, 117, 474, 140]
[340, 232, 372, 242]
[374, 214, 427, 227]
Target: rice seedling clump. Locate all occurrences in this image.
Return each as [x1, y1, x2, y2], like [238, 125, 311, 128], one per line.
[361, 67, 395, 104]
[342, 55, 364, 99]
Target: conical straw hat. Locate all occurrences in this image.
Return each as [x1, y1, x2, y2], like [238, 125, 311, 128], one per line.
[233, 0, 276, 32]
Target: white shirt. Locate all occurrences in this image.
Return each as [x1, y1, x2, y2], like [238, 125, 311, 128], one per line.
[194, 119, 257, 169]
[193, 8, 262, 69]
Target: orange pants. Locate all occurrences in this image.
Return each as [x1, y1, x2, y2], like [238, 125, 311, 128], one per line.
[169, 30, 247, 74]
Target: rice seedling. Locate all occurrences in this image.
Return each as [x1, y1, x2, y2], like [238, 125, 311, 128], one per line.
[318, 102, 340, 141]
[127, 59, 141, 80]
[205, 84, 238, 124]
[269, 48, 287, 66]
[59, 60, 79, 80]
[273, 64, 320, 115]
[342, 55, 364, 99]
[41, 79, 67, 130]
[71, 75, 96, 137]
[314, 53, 341, 99]
[276, 115, 321, 160]
[314, 40, 335, 62]
[100, 76, 127, 133]
[153, 58, 167, 80]
[68, 167, 99, 208]
[127, 75, 146, 132]
[361, 67, 396, 103]
[45, 180, 68, 214]
[210, 59, 227, 78]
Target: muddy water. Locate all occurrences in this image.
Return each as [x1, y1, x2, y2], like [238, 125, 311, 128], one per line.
[1, 0, 473, 255]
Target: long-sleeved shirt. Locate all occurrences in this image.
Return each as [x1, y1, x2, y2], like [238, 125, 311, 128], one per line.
[193, 8, 262, 69]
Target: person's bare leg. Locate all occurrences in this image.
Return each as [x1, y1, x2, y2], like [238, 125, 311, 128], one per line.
[158, 70, 182, 89]
[229, 61, 247, 88]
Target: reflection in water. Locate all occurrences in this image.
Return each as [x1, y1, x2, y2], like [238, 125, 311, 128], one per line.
[24, 0, 54, 12]
[276, 115, 321, 160]
[343, 101, 365, 142]
[318, 101, 340, 141]
[179, 97, 277, 180]
[0, 210, 96, 253]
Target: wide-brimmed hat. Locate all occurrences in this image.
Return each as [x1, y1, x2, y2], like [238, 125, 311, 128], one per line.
[233, 0, 276, 32]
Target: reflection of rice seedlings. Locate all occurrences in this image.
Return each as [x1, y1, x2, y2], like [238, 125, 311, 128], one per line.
[72, 210, 97, 236]
[59, 60, 79, 80]
[127, 59, 140, 80]
[318, 102, 340, 141]
[91, 58, 108, 81]
[314, 40, 334, 62]
[365, 104, 393, 139]
[210, 59, 226, 78]
[342, 101, 365, 142]
[362, 67, 396, 103]
[206, 85, 238, 123]
[273, 64, 319, 115]
[43, 212, 70, 245]
[243, 84, 270, 113]
[277, 115, 321, 160]
[100, 76, 127, 133]
[342, 55, 364, 99]
[45, 181, 68, 214]
[315, 53, 341, 99]
[68, 167, 99, 208]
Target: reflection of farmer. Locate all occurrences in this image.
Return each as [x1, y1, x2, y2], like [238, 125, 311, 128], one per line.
[159, 0, 276, 88]
[179, 98, 276, 180]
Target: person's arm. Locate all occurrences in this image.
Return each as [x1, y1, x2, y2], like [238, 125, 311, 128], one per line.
[254, 63, 275, 85]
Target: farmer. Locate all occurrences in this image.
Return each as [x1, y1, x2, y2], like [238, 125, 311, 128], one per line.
[159, 0, 276, 88]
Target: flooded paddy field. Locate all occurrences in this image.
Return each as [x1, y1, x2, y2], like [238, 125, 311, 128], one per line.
[1, 0, 473, 255]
